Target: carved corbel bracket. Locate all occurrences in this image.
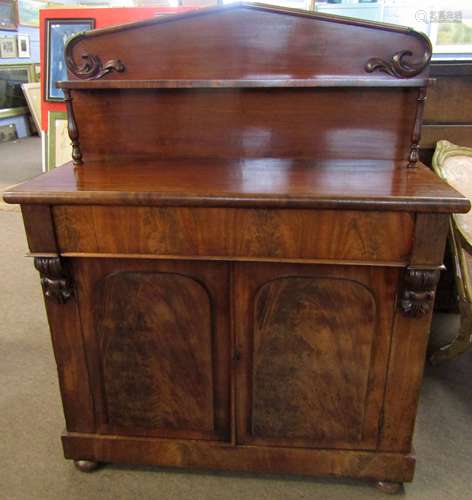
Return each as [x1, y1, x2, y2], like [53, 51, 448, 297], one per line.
[66, 52, 125, 81]
[365, 49, 431, 79]
[34, 257, 73, 304]
[399, 267, 441, 317]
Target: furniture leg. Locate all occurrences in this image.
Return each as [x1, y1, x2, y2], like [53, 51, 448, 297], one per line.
[375, 481, 403, 494]
[74, 460, 101, 472]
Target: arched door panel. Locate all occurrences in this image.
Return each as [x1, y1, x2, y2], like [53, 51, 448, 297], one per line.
[74, 259, 230, 441]
[235, 262, 398, 450]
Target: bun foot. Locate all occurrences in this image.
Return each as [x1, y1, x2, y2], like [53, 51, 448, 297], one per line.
[375, 481, 403, 494]
[74, 460, 101, 472]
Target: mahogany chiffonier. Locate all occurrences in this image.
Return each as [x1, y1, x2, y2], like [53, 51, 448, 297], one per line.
[4, 3, 470, 493]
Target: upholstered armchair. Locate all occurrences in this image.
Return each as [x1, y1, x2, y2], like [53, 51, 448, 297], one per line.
[430, 140, 472, 363]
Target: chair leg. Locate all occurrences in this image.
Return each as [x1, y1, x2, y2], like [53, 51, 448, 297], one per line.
[430, 301, 472, 364]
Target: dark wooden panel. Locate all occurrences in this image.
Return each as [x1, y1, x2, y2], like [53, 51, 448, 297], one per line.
[72, 88, 416, 162]
[62, 432, 416, 483]
[66, 5, 430, 81]
[53, 206, 414, 263]
[21, 205, 57, 253]
[411, 213, 449, 266]
[251, 277, 376, 444]
[38, 260, 95, 433]
[379, 311, 433, 452]
[379, 214, 450, 452]
[420, 125, 472, 149]
[430, 62, 472, 77]
[95, 271, 213, 432]
[423, 76, 472, 124]
[235, 262, 399, 450]
[73, 258, 231, 440]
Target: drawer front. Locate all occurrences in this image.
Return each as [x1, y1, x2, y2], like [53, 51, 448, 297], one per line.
[53, 206, 414, 263]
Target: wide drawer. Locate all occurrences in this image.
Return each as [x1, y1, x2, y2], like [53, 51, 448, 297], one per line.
[53, 206, 414, 264]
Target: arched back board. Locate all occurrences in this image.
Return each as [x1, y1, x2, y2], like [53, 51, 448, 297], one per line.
[57, 3, 432, 164]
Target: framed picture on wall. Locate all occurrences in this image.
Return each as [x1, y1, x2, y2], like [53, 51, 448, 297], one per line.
[45, 18, 95, 102]
[18, 0, 47, 28]
[47, 110, 71, 170]
[17, 34, 30, 58]
[0, 0, 18, 31]
[22, 82, 41, 131]
[0, 64, 37, 121]
[0, 36, 18, 58]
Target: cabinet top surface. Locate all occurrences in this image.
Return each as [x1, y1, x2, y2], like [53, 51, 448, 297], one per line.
[4, 159, 469, 213]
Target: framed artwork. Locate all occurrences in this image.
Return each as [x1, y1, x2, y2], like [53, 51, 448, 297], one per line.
[45, 18, 95, 102]
[48, 111, 71, 170]
[0, 36, 18, 58]
[22, 82, 41, 131]
[17, 34, 30, 58]
[18, 0, 47, 28]
[0, 63, 38, 117]
[0, 0, 18, 31]
[33, 62, 40, 80]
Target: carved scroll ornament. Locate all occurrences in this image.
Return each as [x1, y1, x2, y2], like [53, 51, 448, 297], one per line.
[34, 257, 73, 304]
[66, 52, 125, 81]
[365, 50, 430, 79]
[399, 267, 440, 317]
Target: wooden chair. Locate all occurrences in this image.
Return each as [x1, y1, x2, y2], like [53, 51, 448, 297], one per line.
[430, 140, 472, 363]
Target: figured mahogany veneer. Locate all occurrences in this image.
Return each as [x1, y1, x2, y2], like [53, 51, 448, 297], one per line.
[52, 205, 414, 263]
[235, 263, 399, 451]
[4, 2, 470, 492]
[74, 258, 230, 441]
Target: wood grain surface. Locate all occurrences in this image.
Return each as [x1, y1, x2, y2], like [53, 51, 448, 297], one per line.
[5, 160, 468, 213]
[73, 258, 231, 441]
[62, 432, 416, 482]
[234, 262, 399, 451]
[95, 271, 214, 432]
[52, 206, 414, 263]
[21, 205, 58, 253]
[65, 4, 430, 81]
[251, 277, 376, 443]
[70, 88, 417, 162]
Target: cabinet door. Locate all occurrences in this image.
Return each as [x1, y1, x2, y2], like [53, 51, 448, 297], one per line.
[73, 258, 230, 441]
[235, 262, 399, 450]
